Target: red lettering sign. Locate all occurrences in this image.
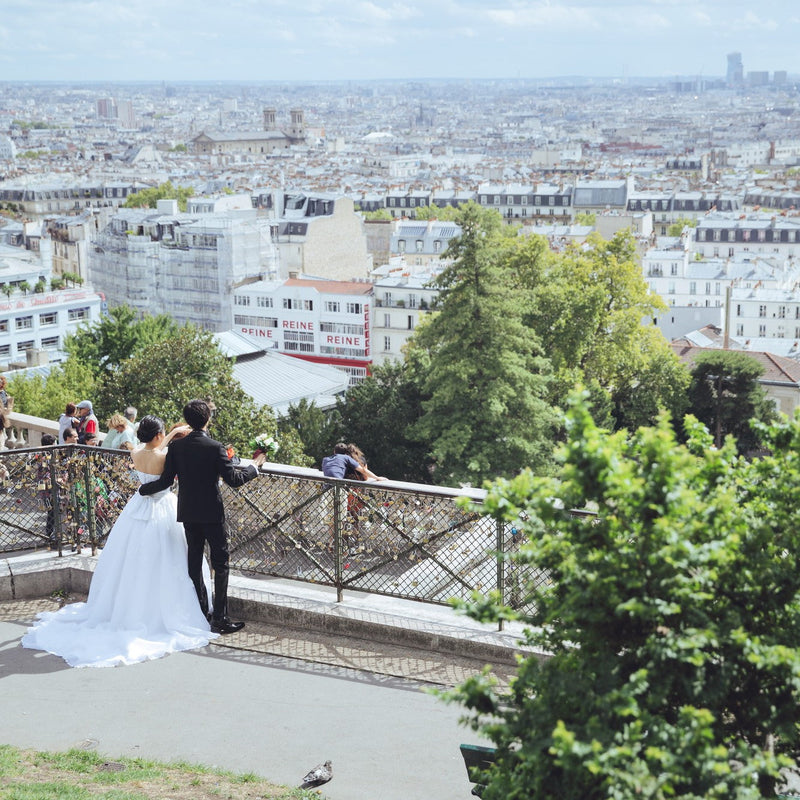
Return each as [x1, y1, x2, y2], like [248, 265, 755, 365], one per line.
[325, 335, 362, 346]
[241, 327, 274, 338]
[282, 320, 314, 331]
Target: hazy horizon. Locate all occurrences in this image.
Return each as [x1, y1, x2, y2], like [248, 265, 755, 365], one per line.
[1, 1, 798, 84]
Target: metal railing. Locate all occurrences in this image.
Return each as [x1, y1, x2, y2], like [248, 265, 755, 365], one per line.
[0, 446, 550, 614]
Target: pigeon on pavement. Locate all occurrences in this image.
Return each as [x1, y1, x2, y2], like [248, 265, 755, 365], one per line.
[300, 760, 333, 788]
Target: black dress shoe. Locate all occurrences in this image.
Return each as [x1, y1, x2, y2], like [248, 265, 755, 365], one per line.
[210, 618, 245, 635]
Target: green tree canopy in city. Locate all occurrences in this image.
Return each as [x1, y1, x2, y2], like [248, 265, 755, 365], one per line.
[277, 397, 342, 469]
[685, 349, 776, 452]
[448, 392, 800, 799]
[413, 204, 462, 222]
[525, 231, 688, 429]
[64, 305, 181, 376]
[95, 325, 308, 462]
[122, 181, 195, 212]
[361, 208, 392, 221]
[667, 216, 698, 236]
[6, 359, 96, 422]
[335, 361, 433, 483]
[407, 203, 558, 484]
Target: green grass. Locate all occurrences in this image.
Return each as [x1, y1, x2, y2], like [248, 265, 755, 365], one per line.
[0, 745, 324, 800]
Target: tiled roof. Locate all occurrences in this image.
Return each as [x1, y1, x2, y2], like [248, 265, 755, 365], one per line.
[284, 278, 373, 296]
[670, 340, 800, 386]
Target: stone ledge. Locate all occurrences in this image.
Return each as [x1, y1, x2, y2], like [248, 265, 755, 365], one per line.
[1, 552, 544, 668]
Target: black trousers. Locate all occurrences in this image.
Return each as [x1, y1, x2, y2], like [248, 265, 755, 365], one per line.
[184, 521, 230, 621]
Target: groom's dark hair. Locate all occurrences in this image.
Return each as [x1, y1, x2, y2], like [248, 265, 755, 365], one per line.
[183, 399, 211, 430]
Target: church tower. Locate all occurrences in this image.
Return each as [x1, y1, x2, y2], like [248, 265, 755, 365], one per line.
[290, 109, 305, 140]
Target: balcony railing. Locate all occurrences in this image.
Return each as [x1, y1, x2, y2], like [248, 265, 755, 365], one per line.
[0, 444, 549, 621]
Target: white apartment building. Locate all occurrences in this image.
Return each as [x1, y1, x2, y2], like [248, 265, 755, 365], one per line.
[390, 219, 461, 269]
[644, 245, 793, 309]
[232, 277, 373, 386]
[268, 193, 372, 282]
[627, 192, 741, 236]
[371, 273, 438, 366]
[693, 213, 800, 260]
[643, 241, 800, 346]
[724, 142, 771, 167]
[728, 286, 800, 341]
[0, 241, 103, 369]
[0, 287, 101, 368]
[476, 182, 573, 224]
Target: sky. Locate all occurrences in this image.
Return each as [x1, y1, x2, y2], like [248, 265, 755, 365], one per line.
[1, 0, 798, 84]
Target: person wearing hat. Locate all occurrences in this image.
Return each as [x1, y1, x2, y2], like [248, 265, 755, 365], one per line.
[75, 400, 99, 444]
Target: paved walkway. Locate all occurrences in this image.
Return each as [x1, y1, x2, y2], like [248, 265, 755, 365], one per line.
[0, 552, 528, 800]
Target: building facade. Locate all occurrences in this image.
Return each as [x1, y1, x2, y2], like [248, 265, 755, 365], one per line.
[232, 277, 373, 385]
[89, 202, 275, 331]
[371, 274, 438, 366]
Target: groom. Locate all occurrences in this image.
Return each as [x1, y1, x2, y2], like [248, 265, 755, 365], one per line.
[140, 399, 264, 634]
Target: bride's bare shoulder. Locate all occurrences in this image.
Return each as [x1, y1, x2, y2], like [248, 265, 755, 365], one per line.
[131, 448, 165, 472]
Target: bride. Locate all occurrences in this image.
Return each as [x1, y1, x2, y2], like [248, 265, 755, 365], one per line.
[22, 415, 218, 667]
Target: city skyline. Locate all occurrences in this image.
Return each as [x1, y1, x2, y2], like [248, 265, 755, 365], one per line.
[1, 1, 798, 84]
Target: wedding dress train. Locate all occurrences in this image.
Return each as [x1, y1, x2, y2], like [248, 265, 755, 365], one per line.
[22, 472, 218, 667]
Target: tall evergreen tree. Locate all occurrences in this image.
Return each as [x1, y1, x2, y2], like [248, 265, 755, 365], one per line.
[408, 204, 557, 485]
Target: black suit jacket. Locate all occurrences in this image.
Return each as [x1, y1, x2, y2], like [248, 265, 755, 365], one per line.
[139, 430, 258, 523]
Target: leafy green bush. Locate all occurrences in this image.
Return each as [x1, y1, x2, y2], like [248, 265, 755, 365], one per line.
[448, 392, 800, 798]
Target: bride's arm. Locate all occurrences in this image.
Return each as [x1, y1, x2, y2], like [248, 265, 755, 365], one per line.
[160, 425, 191, 450]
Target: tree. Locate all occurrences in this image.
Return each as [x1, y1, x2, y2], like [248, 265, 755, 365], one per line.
[0, 284, 12, 299]
[64, 305, 181, 377]
[278, 398, 341, 469]
[6, 359, 96, 421]
[686, 350, 776, 452]
[361, 208, 392, 221]
[414, 204, 462, 222]
[667, 217, 698, 236]
[34, 279, 46, 294]
[448, 393, 800, 799]
[123, 181, 195, 212]
[95, 326, 310, 464]
[17, 280, 30, 296]
[336, 361, 433, 483]
[526, 232, 685, 429]
[408, 203, 558, 484]
[573, 211, 596, 225]
[50, 277, 65, 291]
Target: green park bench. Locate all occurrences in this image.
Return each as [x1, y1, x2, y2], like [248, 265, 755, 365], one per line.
[459, 743, 496, 797]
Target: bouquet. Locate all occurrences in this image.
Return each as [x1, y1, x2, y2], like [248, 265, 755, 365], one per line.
[249, 433, 279, 460]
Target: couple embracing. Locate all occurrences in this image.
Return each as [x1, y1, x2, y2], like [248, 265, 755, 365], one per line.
[23, 399, 264, 668]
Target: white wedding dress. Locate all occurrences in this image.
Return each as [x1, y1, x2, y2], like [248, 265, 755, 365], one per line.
[22, 472, 218, 667]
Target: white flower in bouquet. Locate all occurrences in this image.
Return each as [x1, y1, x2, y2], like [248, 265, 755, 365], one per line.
[250, 433, 279, 458]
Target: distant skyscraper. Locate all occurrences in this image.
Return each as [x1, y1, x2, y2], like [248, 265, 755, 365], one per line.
[747, 71, 769, 87]
[727, 52, 743, 86]
[117, 100, 135, 128]
[96, 98, 117, 119]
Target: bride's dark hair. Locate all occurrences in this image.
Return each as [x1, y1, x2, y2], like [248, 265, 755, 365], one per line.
[137, 415, 164, 444]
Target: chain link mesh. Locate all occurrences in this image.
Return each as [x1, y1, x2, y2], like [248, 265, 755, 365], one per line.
[0, 449, 553, 609]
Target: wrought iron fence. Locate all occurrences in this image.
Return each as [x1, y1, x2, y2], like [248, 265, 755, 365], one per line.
[0, 446, 551, 613]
